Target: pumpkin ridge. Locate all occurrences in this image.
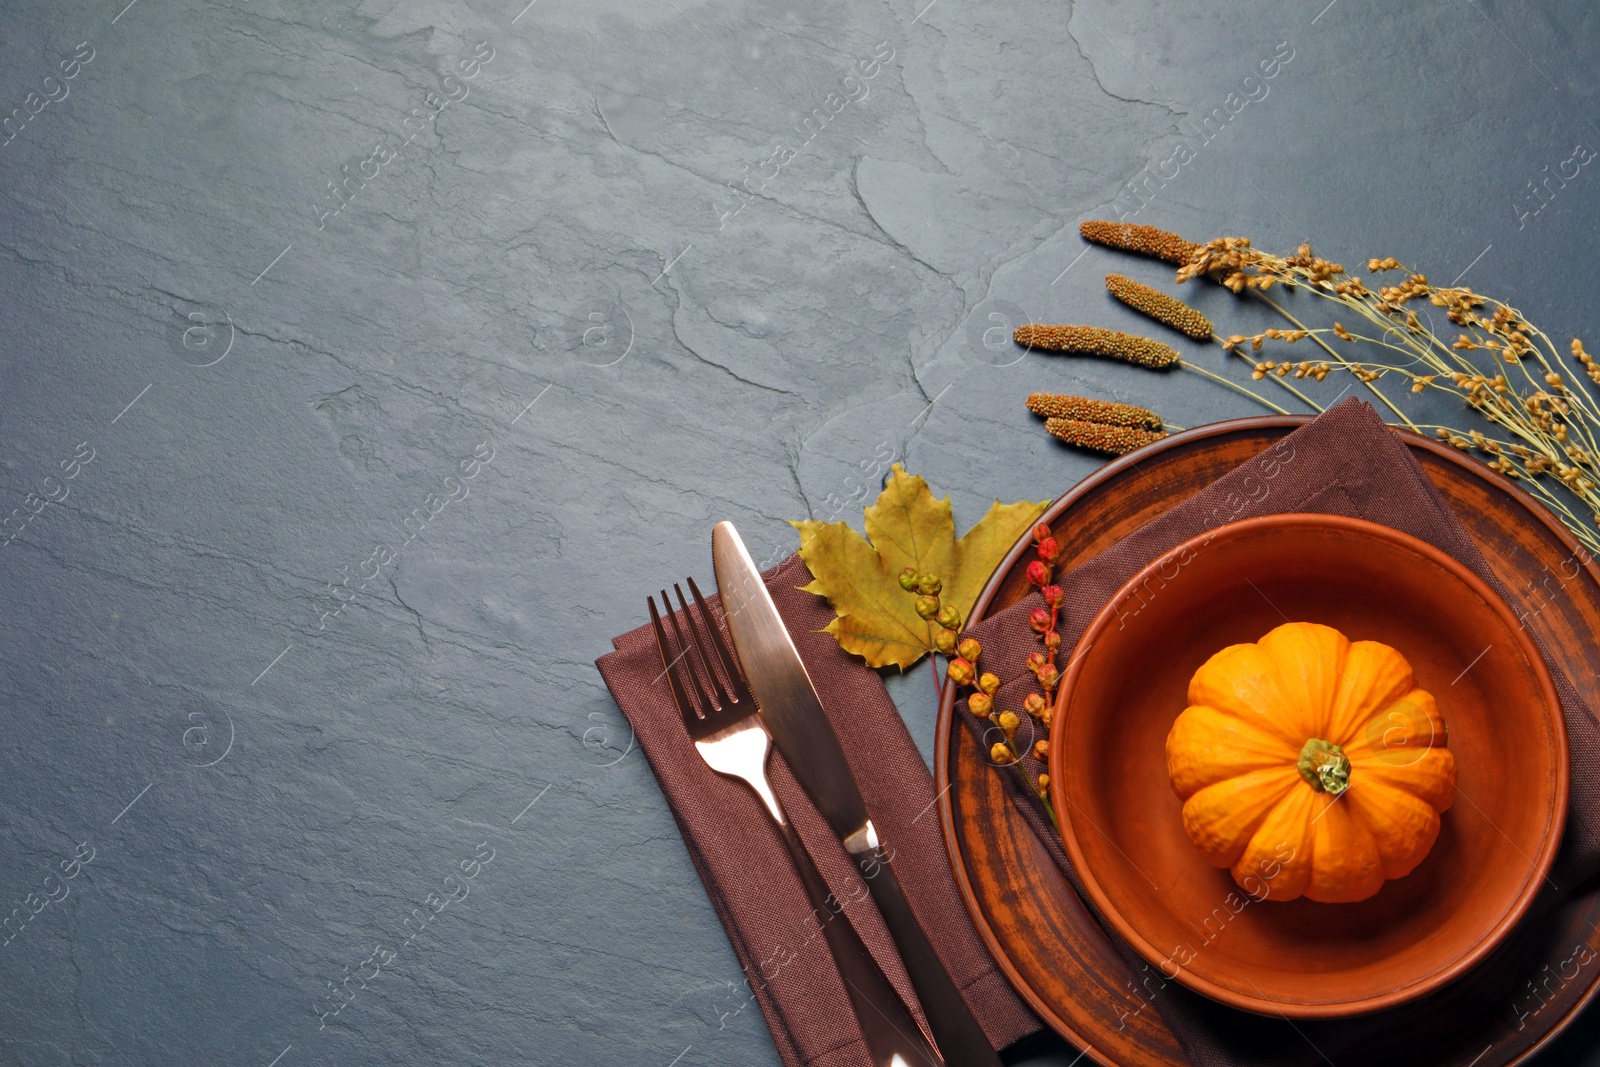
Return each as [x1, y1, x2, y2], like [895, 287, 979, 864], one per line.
[1348, 747, 1457, 812]
[1187, 643, 1310, 749]
[1232, 783, 1316, 901]
[1181, 768, 1302, 867]
[1259, 622, 1350, 738]
[1342, 688, 1447, 755]
[1343, 778, 1443, 879]
[1166, 704, 1299, 799]
[1307, 795, 1386, 903]
[1326, 640, 1417, 745]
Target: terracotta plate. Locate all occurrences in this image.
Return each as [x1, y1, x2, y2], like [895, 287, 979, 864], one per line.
[936, 416, 1600, 1066]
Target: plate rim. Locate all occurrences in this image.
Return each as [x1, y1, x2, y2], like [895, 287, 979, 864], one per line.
[937, 413, 1600, 1065]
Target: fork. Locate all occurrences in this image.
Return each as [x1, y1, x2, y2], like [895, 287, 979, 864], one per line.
[649, 579, 944, 1067]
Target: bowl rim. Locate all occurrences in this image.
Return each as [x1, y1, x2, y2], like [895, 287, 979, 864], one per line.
[1046, 511, 1570, 1019]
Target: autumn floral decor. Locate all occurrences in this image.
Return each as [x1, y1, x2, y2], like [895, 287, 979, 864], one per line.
[792, 464, 1048, 670]
[792, 466, 1057, 813]
[889, 522, 1064, 823]
[1052, 217, 1600, 556]
[1014, 302, 1298, 424]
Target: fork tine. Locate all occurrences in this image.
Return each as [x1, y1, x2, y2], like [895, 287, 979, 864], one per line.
[675, 582, 732, 709]
[648, 594, 698, 734]
[661, 587, 716, 714]
[685, 577, 751, 705]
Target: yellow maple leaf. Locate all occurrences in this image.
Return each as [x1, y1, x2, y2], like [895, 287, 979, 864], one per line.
[792, 464, 1051, 670]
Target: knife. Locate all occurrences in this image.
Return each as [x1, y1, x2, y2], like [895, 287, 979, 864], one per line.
[712, 521, 1004, 1067]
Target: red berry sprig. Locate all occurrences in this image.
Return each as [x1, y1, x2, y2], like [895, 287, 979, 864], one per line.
[1025, 523, 1065, 724]
[1004, 523, 1065, 822]
[899, 544, 1059, 822]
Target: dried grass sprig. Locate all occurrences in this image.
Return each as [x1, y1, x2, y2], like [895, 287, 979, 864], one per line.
[1026, 393, 1164, 429]
[1080, 221, 1199, 266]
[1013, 324, 1179, 369]
[1105, 274, 1212, 340]
[1017, 321, 1292, 412]
[1175, 233, 1600, 553]
[1084, 226, 1327, 413]
[1044, 418, 1167, 456]
[1015, 323, 1291, 415]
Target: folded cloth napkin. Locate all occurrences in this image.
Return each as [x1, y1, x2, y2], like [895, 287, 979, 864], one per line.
[960, 397, 1600, 1066]
[597, 563, 1040, 1065]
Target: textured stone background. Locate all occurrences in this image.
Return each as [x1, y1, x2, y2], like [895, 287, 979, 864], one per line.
[1, 0, 1598, 1063]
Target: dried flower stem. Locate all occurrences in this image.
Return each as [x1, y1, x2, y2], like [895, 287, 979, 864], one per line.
[1179, 360, 1291, 414]
[1257, 295, 1415, 430]
[1020, 523, 1066, 825]
[1178, 234, 1600, 552]
[1211, 328, 1325, 413]
[1016, 320, 1293, 415]
[902, 562, 1056, 821]
[1074, 219, 1600, 549]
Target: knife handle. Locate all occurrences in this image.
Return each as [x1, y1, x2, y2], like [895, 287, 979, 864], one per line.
[775, 820, 944, 1066]
[854, 843, 1005, 1067]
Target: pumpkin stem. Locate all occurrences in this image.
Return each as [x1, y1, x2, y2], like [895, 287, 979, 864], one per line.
[1297, 738, 1351, 796]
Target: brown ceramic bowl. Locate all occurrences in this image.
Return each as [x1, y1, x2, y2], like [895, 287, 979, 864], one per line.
[1048, 513, 1568, 1018]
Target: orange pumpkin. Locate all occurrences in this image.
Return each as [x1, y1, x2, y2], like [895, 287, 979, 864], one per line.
[1165, 621, 1457, 903]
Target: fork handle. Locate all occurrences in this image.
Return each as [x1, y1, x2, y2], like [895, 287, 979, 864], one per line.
[774, 819, 944, 1067]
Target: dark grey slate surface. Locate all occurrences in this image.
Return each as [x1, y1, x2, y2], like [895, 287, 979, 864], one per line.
[1, 0, 1597, 1063]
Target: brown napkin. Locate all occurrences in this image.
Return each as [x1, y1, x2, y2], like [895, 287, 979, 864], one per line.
[597, 562, 1039, 1066]
[960, 397, 1600, 1065]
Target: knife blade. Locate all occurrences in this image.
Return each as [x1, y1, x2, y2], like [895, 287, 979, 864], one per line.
[712, 520, 1004, 1067]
